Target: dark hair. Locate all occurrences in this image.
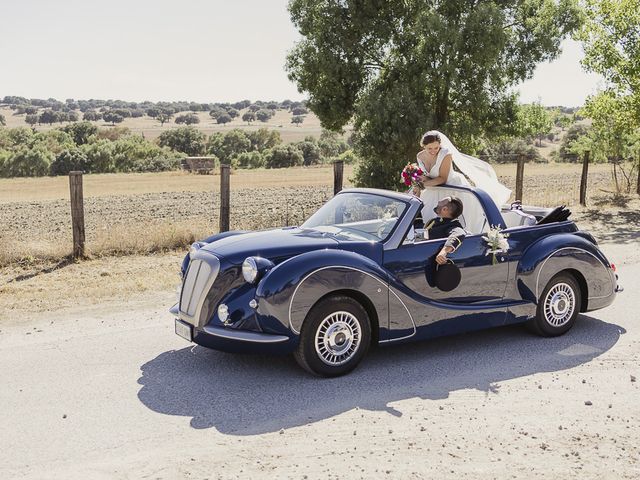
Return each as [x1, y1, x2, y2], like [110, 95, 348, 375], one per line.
[448, 196, 463, 218]
[420, 132, 441, 146]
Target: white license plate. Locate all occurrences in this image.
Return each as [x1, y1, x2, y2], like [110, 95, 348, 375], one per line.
[175, 319, 193, 342]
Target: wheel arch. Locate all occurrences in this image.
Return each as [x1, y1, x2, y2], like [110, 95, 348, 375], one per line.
[563, 268, 589, 312]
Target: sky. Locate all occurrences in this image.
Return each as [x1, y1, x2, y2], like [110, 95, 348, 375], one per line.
[0, 0, 602, 107]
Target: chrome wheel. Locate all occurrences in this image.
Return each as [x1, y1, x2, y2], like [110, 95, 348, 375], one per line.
[543, 282, 575, 327]
[314, 311, 361, 366]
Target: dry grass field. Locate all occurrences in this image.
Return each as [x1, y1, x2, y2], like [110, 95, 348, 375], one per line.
[0, 161, 628, 268]
[0, 106, 328, 143]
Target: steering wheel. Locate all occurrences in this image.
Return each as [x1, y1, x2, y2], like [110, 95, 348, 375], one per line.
[376, 218, 396, 239]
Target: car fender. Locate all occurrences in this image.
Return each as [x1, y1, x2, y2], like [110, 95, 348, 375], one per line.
[516, 233, 615, 305]
[254, 249, 395, 339]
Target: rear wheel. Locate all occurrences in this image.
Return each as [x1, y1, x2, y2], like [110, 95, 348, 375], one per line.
[294, 295, 371, 377]
[530, 272, 581, 336]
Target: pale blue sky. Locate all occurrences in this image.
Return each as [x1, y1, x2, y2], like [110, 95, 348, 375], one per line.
[0, 0, 601, 106]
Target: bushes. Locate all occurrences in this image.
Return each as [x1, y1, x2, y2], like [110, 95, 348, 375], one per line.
[234, 151, 264, 169]
[264, 145, 303, 168]
[158, 126, 206, 156]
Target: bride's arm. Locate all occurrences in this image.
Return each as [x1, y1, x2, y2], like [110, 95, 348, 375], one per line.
[422, 154, 452, 186]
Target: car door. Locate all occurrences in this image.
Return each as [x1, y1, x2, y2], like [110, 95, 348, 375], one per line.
[382, 232, 510, 337]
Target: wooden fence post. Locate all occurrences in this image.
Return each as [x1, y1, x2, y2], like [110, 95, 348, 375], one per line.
[219, 164, 230, 232]
[515, 154, 525, 202]
[69, 171, 85, 259]
[579, 150, 590, 206]
[333, 160, 344, 196]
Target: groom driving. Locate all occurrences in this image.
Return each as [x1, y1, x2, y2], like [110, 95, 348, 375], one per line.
[425, 196, 466, 265]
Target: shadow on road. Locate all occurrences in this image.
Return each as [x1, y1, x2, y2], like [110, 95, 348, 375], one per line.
[137, 315, 624, 435]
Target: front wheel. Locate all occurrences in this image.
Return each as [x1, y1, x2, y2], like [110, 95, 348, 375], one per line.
[294, 295, 371, 377]
[530, 272, 581, 337]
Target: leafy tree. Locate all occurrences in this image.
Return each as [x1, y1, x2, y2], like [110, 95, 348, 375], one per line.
[264, 145, 304, 168]
[516, 102, 553, 146]
[50, 148, 89, 175]
[248, 104, 261, 112]
[216, 114, 232, 125]
[247, 128, 282, 151]
[146, 107, 161, 118]
[234, 151, 265, 169]
[578, 0, 640, 118]
[207, 129, 251, 162]
[292, 107, 308, 116]
[175, 113, 200, 125]
[226, 108, 239, 119]
[291, 115, 305, 126]
[39, 110, 59, 125]
[3, 146, 54, 177]
[295, 140, 322, 165]
[67, 111, 80, 122]
[209, 107, 227, 119]
[155, 113, 172, 126]
[158, 126, 206, 156]
[242, 111, 256, 124]
[61, 121, 98, 146]
[103, 112, 124, 125]
[83, 111, 102, 122]
[287, 0, 580, 189]
[25, 114, 39, 127]
[82, 139, 116, 172]
[256, 109, 273, 122]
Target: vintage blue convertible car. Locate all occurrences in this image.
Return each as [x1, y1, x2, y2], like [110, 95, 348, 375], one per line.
[171, 186, 621, 376]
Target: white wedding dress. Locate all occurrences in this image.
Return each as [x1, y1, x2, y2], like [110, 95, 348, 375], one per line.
[416, 131, 512, 214]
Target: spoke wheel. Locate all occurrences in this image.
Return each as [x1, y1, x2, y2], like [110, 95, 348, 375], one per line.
[314, 311, 361, 366]
[531, 272, 581, 337]
[294, 296, 371, 377]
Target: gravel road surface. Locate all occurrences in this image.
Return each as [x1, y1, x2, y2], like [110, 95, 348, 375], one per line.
[1, 262, 638, 479]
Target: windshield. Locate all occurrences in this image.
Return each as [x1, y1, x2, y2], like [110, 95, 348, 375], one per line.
[302, 192, 408, 241]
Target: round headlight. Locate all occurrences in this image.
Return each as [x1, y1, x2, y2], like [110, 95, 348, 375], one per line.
[242, 257, 258, 283]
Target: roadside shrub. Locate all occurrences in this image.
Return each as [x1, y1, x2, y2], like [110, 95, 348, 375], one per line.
[158, 126, 206, 156]
[2, 146, 54, 177]
[295, 140, 322, 166]
[233, 151, 264, 169]
[264, 145, 303, 168]
[50, 148, 90, 175]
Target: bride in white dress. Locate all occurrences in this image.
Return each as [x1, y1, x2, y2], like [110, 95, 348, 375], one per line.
[415, 130, 511, 217]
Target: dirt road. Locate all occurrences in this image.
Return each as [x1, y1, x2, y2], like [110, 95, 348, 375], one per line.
[1, 259, 638, 479]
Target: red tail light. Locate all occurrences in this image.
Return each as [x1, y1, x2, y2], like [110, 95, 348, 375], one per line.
[611, 263, 616, 272]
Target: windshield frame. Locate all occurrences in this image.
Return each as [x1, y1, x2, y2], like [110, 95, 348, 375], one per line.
[301, 191, 411, 243]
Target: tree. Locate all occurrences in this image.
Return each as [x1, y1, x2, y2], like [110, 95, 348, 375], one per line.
[83, 111, 102, 122]
[209, 107, 226, 119]
[175, 113, 200, 125]
[158, 126, 206, 156]
[234, 151, 264, 169]
[296, 140, 322, 165]
[0, 113, 5, 126]
[207, 129, 251, 162]
[38, 110, 59, 125]
[247, 128, 282, 151]
[61, 121, 98, 146]
[291, 115, 305, 126]
[516, 102, 553, 146]
[25, 114, 39, 127]
[155, 112, 172, 126]
[225, 108, 239, 119]
[292, 107, 308, 116]
[216, 114, 232, 125]
[256, 109, 273, 122]
[286, 0, 580, 189]
[102, 112, 124, 125]
[264, 145, 304, 168]
[242, 111, 256, 124]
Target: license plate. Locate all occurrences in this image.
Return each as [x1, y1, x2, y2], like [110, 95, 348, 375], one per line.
[175, 319, 193, 342]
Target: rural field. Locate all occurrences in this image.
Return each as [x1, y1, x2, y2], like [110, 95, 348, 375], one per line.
[0, 105, 328, 143]
[0, 161, 634, 270]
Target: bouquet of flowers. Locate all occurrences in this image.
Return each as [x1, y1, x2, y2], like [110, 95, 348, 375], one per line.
[401, 163, 424, 193]
[483, 226, 510, 265]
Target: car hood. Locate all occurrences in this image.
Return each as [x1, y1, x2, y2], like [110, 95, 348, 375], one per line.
[201, 227, 339, 264]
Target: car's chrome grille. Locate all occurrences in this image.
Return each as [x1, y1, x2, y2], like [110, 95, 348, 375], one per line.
[179, 252, 220, 326]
